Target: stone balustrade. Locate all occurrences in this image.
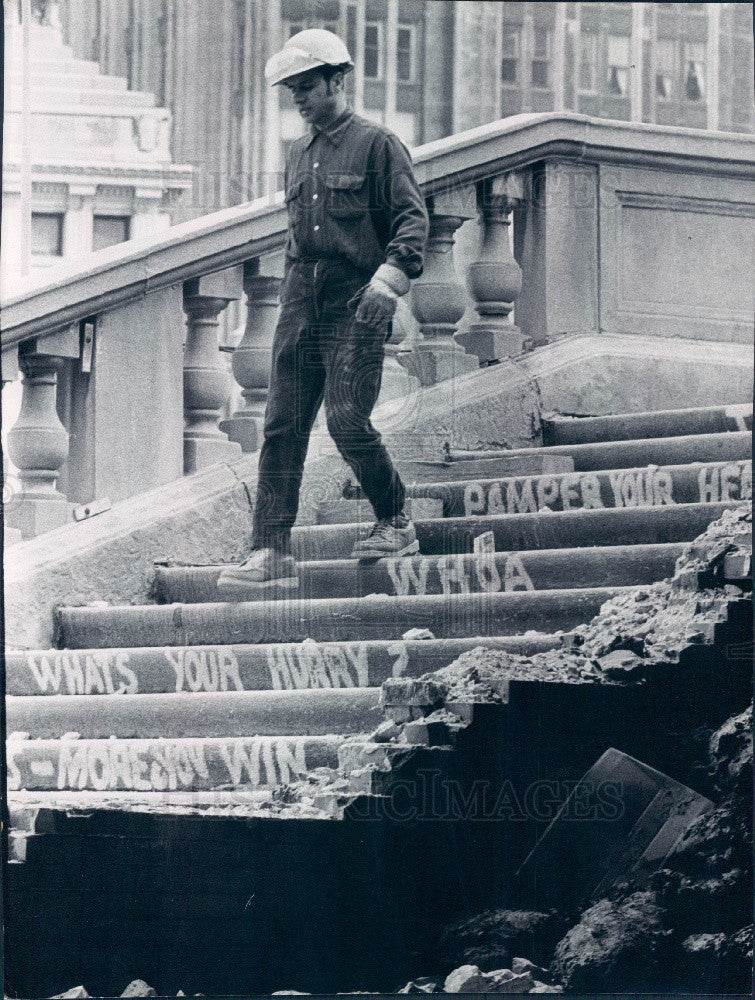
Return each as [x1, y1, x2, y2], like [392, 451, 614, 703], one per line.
[2, 114, 753, 540]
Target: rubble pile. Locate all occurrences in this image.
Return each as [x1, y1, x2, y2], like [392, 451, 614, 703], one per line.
[380, 504, 751, 707]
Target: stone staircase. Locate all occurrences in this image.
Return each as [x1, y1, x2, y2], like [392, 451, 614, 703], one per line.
[6, 402, 752, 814]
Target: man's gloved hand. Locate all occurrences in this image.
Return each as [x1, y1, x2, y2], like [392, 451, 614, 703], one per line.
[354, 263, 410, 328]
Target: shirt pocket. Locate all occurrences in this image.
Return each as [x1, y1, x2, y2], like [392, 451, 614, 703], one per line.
[325, 172, 369, 217]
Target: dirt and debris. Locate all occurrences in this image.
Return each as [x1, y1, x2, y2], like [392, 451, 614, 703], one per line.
[548, 702, 753, 993]
[551, 891, 671, 991]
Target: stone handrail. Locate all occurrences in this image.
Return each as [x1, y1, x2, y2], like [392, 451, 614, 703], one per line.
[3, 113, 754, 540]
[4, 113, 752, 344]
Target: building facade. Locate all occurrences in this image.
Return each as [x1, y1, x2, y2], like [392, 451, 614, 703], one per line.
[58, 1, 754, 222]
[2, 0, 192, 293]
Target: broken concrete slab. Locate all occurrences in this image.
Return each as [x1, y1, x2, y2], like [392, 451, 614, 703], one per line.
[515, 748, 713, 915]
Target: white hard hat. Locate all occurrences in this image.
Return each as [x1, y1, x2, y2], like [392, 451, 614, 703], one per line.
[265, 28, 354, 87]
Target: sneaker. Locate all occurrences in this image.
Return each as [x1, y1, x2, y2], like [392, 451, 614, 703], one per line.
[350, 514, 420, 559]
[216, 547, 299, 593]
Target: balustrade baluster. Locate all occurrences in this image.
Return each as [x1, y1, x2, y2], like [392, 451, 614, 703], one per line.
[6, 348, 72, 539]
[409, 195, 479, 386]
[458, 173, 525, 363]
[220, 259, 280, 453]
[182, 269, 243, 473]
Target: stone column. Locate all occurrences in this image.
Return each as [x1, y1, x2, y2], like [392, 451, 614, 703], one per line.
[409, 195, 478, 386]
[183, 268, 244, 473]
[64, 183, 96, 260]
[219, 259, 280, 454]
[131, 188, 171, 240]
[6, 340, 76, 539]
[354, 0, 366, 114]
[706, 2, 721, 131]
[458, 174, 525, 364]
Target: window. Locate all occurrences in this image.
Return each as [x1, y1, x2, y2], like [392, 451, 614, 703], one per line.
[655, 38, 675, 100]
[92, 215, 130, 251]
[501, 30, 520, 84]
[364, 22, 383, 80]
[578, 32, 598, 92]
[607, 34, 630, 96]
[683, 43, 705, 101]
[397, 24, 416, 83]
[31, 213, 63, 256]
[531, 27, 551, 89]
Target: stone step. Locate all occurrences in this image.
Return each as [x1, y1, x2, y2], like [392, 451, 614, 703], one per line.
[6, 83, 156, 107]
[444, 431, 751, 472]
[10, 70, 130, 91]
[342, 460, 752, 517]
[6, 735, 344, 793]
[543, 403, 752, 446]
[395, 453, 575, 483]
[6, 687, 382, 740]
[154, 543, 684, 605]
[54, 586, 627, 650]
[292, 502, 737, 561]
[6, 635, 560, 697]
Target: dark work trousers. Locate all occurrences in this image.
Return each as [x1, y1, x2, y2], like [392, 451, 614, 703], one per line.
[251, 259, 406, 549]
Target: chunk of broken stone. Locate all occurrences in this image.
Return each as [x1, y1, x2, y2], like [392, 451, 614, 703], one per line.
[402, 627, 436, 640]
[50, 988, 90, 999]
[381, 677, 448, 708]
[515, 749, 713, 913]
[397, 978, 439, 993]
[596, 649, 645, 681]
[487, 969, 535, 992]
[120, 981, 157, 997]
[512, 957, 551, 983]
[443, 965, 492, 993]
[369, 719, 402, 743]
[403, 719, 452, 746]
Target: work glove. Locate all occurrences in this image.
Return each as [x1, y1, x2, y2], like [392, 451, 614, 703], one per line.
[354, 263, 410, 328]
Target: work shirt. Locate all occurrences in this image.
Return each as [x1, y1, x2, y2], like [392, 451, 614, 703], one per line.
[283, 107, 429, 280]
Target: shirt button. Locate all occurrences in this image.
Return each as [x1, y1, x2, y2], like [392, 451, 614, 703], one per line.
[314, 225, 320, 232]
[313, 161, 319, 168]
[312, 193, 318, 201]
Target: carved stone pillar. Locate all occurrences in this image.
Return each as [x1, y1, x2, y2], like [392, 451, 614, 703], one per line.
[183, 268, 244, 473]
[458, 174, 525, 363]
[6, 351, 72, 539]
[410, 201, 478, 386]
[220, 259, 281, 453]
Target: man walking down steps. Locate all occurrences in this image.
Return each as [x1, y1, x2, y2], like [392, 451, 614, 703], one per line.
[218, 29, 429, 593]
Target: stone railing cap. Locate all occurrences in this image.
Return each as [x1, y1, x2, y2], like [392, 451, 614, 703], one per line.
[3, 113, 753, 345]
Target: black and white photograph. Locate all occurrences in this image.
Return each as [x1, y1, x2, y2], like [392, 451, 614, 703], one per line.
[1, 2, 753, 997]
